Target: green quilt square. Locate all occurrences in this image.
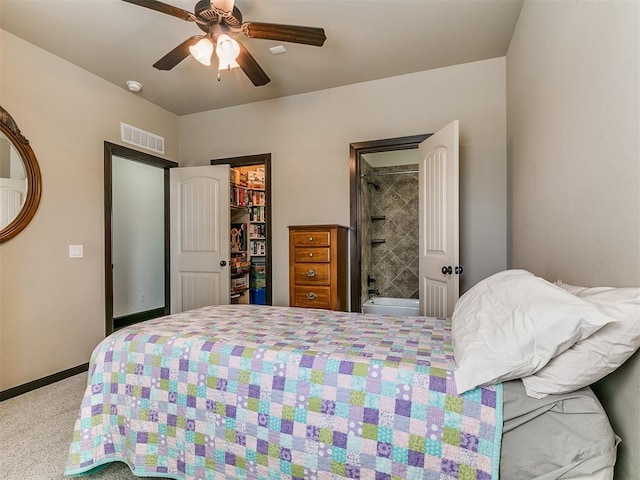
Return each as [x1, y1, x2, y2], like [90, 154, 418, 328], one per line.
[353, 363, 368, 376]
[445, 395, 463, 414]
[443, 426, 460, 446]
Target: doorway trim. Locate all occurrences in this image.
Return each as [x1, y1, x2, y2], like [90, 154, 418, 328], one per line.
[211, 153, 273, 305]
[349, 134, 430, 312]
[104, 142, 178, 335]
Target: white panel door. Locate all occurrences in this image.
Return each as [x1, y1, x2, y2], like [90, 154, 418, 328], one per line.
[170, 165, 230, 313]
[418, 121, 459, 317]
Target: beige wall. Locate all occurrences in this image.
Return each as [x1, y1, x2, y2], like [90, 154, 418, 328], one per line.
[180, 58, 508, 305]
[507, 1, 640, 478]
[507, 0, 640, 286]
[0, 31, 179, 390]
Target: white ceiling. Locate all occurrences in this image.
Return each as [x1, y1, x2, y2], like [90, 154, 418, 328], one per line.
[1, 0, 523, 116]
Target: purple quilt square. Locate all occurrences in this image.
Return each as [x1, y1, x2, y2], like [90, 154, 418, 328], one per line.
[195, 444, 206, 457]
[157, 467, 168, 473]
[231, 346, 244, 356]
[177, 460, 186, 473]
[136, 432, 148, 443]
[91, 404, 103, 416]
[167, 414, 177, 427]
[201, 341, 215, 351]
[481, 388, 496, 407]
[141, 387, 151, 399]
[375, 473, 391, 480]
[430, 376, 447, 393]
[257, 439, 269, 455]
[300, 355, 314, 368]
[441, 459, 458, 475]
[461, 432, 478, 452]
[187, 395, 197, 408]
[345, 464, 361, 479]
[407, 450, 425, 467]
[333, 431, 347, 449]
[149, 335, 160, 343]
[104, 443, 115, 454]
[179, 359, 190, 372]
[280, 447, 292, 462]
[377, 442, 392, 458]
[281, 419, 294, 435]
[249, 384, 261, 398]
[395, 399, 412, 417]
[110, 383, 118, 394]
[104, 351, 113, 362]
[363, 407, 379, 425]
[339, 361, 354, 374]
[160, 367, 170, 380]
[225, 451, 236, 466]
[477, 471, 491, 480]
[226, 404, 237, 418]
[272, 375, 285, 391]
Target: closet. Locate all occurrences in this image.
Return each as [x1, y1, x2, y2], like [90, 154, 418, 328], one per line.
[212, 154, 272, 306]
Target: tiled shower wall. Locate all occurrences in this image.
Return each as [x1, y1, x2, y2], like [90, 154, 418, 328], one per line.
[362, 163, 419, 300]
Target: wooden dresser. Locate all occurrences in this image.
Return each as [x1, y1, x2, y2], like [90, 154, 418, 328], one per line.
[288, 225, 349, 311]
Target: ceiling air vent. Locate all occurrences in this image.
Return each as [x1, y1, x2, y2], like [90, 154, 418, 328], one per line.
[120, 123, 165, 155]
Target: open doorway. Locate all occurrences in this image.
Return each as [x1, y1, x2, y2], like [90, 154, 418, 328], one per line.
[104, 142, 177, 334]
[349, 134, 429, 312]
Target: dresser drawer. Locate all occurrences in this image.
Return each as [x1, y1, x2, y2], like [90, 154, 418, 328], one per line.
[293, 247, 330, 263]
[291, 230, 331, 247]
[292, 286, 331, 309]
[293, 263, 330, 285]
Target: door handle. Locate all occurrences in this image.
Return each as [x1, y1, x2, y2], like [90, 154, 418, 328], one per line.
[441, 265, 453, 275]
[220, 260, 227, 267]
[455, 265, 464, 275]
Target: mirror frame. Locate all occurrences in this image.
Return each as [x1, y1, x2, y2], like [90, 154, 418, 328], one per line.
[0, 106, 42, 243]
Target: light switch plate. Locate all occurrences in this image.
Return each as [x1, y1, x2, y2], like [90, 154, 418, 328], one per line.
[69, 244, 83, 258]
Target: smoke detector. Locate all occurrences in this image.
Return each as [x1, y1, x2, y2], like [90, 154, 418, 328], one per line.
[126, 80, 143, 92]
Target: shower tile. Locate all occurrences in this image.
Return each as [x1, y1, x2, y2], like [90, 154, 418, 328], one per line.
[393, 268, 419, 298]
[392, 234, 419, 268]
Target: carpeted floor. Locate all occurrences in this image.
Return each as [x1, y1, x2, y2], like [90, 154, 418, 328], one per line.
[0, 373, 167, 480]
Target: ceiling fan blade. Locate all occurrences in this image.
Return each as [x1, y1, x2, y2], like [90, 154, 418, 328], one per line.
[121, 0, 196, 22]
[241, 22, 326, 47]
[153, 36, 204, 70]
[236, 42, 270, 86]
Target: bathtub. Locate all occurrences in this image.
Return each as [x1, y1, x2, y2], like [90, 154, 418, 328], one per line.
[362, 297, 420, 316]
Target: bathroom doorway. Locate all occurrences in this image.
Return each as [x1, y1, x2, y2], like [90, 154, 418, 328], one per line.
[349, 134, 429, 312]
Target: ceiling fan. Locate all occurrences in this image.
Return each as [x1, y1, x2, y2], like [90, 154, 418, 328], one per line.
[122, 0, 327, 86]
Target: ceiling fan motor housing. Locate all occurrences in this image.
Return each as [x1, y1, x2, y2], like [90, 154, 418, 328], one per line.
[194, 0, 242, 32]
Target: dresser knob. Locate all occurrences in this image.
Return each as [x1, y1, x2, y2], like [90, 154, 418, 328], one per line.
[306, 269, 316, 277]
[306, 292, 317, 300]
[309, 252, 313, 257]
[308, 236, 313, 242]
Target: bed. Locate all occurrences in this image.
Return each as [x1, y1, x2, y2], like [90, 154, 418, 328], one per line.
[65, 270, 639, 479]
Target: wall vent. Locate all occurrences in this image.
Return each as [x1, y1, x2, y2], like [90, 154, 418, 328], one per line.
[120, 123, 165, 155]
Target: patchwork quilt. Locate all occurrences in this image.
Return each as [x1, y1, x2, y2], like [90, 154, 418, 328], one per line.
[65, 305, 502, 479]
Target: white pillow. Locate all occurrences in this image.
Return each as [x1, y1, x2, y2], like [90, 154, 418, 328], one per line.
[522, 283, 640, 398]
[452, 270, 618, 394]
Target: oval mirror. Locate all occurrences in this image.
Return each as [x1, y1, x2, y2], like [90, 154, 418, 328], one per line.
[0, 106, 42, 243]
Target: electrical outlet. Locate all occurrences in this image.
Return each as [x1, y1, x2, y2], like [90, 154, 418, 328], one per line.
[69, 245, 83, 258]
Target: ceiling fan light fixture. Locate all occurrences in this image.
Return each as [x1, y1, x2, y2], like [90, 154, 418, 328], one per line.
[189, 37, 214, 66]
[215, 33, 241, 70]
